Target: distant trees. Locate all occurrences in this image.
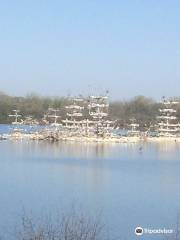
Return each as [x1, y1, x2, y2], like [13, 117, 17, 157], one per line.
[0, 91, 180, 128]
[109, 96, 160, 128]
[0, 92, 69, 123]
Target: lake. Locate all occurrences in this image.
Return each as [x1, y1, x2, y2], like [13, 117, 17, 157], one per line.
[0, 124, 180, 239]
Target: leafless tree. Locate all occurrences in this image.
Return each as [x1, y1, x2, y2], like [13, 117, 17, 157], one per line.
[13, 208, 107, 240]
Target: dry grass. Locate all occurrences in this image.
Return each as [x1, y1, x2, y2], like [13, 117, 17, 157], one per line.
[13, 208, 107, 240]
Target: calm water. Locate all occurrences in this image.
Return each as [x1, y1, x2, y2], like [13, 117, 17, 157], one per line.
[0, 125, 180, 239]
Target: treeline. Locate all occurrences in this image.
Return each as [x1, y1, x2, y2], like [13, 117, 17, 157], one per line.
[0, 91, 68, 123]
[0, 91, 180, 127]
[109, 96, 160, 127]
[110, 96, 180, 128]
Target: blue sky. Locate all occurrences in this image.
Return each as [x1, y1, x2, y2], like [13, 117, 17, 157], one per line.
[0, 0, 179, 100]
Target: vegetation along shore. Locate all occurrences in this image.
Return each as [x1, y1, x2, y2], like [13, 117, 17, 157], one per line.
[1, 91, 180, 129]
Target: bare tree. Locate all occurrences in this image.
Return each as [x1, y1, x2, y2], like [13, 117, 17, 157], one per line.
[14, 208, 107, 240]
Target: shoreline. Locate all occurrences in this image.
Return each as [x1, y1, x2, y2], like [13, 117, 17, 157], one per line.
[1, 132, 180, 144]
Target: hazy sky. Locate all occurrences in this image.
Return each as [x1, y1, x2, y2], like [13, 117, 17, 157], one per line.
[0, 0, 179, 100]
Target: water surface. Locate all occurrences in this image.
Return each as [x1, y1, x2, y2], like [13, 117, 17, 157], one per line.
[0, 125, 180, 239]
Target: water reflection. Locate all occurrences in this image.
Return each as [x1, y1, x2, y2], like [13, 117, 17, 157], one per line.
[1, 140, 180, 240]
[1, 140, 180, 162]
[3, 141, 115, 159]
[148, 142, 180, 160]
[156, 141, 180, 152]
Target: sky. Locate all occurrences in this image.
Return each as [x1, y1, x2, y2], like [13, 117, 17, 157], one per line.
[0, 0, 179, 100]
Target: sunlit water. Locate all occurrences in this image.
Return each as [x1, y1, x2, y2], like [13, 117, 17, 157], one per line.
[0, 125, 180, 239]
